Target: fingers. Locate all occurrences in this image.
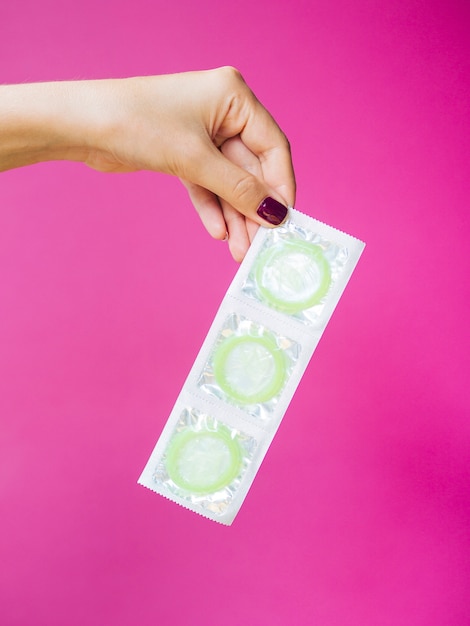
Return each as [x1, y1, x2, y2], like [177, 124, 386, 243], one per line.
[211, 67, 296, 210]
[176, 68, 296, 260]
[220, 137, 263, 261]
[183, 68, 295, 228]
[221, 203, 251, 262]
[184, 137, 264, 262]
[183, 177, 252, 263]
[188, 139, 289, 229]
[240, 99, 296, 210]
[181, 180, 227, 240]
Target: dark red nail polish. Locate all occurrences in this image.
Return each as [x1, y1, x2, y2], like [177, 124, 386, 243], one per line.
[257, 197, 288, 226]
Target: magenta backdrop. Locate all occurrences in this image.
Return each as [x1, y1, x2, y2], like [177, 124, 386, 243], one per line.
[1, 1, 469, 625]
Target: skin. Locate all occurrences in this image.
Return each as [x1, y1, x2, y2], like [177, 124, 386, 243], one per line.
[0, 66, 296, 261]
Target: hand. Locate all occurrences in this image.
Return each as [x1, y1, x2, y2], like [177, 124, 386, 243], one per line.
[84, 67, 296, 260]
[0, 67, 296, 261]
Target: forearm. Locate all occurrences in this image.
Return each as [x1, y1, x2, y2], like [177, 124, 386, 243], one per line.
[0, 81, 101, 171]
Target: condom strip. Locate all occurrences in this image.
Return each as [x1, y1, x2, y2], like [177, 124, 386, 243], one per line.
[138, 209, 365, 524]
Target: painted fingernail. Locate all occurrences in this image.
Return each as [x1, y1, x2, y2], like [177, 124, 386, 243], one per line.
[257, 197, 288, 226]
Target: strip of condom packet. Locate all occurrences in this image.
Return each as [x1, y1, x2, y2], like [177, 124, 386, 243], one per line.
[138, 208, 365, 525]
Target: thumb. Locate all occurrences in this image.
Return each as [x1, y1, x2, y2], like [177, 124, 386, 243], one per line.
[192, 143, 289, 227]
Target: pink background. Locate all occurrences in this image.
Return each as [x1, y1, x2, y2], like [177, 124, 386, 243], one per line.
[1, 1, 469, 625]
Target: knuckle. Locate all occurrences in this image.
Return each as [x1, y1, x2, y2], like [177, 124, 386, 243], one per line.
[213, 66, 246, 93]
[231, 172, 258, 206]
[219, 65, 243, 82]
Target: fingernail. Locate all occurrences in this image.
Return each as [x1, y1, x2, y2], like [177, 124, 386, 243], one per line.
[257, 197, 288, 226]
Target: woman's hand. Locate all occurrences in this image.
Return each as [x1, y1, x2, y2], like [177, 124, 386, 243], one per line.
[0, 67, 296, 260]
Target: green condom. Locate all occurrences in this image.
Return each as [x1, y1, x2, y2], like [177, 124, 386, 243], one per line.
[166, 426, 242, 494]
[213, 334, 287, 404]
[254, 240, 331, 314]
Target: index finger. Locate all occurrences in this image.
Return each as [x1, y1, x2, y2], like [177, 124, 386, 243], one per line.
[240, 98, 296, 208]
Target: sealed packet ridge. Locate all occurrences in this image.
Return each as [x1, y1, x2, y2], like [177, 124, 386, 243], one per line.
[138, 208, 365, 525]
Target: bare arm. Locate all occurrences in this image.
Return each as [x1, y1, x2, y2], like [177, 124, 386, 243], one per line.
[0, 68, 296, 260]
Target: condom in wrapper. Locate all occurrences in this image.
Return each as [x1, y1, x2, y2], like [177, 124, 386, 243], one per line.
[138, 208, 365, 524]
[198, 313, 300, 421]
